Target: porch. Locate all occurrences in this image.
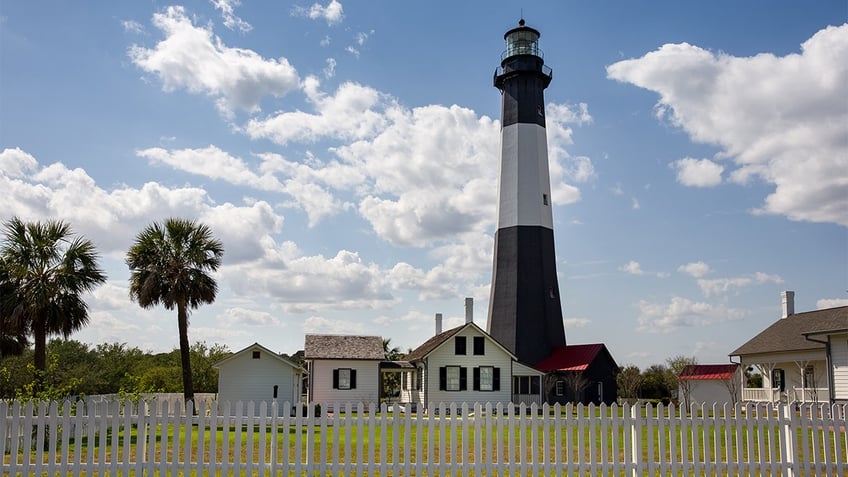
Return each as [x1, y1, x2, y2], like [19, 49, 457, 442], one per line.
[741, 386, 829, 403]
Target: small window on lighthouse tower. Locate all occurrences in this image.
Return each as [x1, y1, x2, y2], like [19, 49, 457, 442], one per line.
[542, 194, 548, 206]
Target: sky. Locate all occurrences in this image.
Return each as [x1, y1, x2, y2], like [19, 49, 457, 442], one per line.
[1, 1, 846, 370]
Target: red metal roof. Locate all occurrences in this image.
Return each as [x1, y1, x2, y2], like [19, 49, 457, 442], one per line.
[678, 364, 739, 381]
[534, 344, 605, 372]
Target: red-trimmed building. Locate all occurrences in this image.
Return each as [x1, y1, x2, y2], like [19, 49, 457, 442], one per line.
[678, 364, 741, 406]
[534, 343, 619, 405]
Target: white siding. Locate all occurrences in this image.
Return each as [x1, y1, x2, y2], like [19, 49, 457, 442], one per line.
[685, 380, 735, 406]
[309, 359, 381, 410]
[216, 347, 302, 414]
[424, 327, 514, 409]
[830, 333, 848, 400]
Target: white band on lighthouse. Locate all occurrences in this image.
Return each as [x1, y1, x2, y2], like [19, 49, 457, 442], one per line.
[496, 122, 554, 230]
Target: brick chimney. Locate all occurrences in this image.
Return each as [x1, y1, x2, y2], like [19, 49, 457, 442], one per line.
[435, 313, 443, 335]
[465, 297, 473, 324]
[781, 291, 795, 318]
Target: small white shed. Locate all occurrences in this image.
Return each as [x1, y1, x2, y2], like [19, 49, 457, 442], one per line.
[214, 342, 305, 414]
[304, 334, 384, 411]
[678, 364, 740, 406]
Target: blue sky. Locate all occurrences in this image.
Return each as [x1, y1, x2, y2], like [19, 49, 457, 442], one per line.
[1, 1, 846, 369]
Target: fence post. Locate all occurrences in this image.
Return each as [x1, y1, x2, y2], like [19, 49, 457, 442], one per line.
[630, 402, 640, 477]
[780, 403, 795, 477]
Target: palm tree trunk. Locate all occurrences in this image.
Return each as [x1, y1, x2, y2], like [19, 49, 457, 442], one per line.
[177, 301, 195, 412]
[33, 317, 47, 393]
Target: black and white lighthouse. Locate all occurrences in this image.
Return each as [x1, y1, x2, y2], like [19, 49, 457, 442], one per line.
[487, 20, 567, 366]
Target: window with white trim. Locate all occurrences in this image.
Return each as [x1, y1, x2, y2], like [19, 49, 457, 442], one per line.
[555, 380, 564, 396]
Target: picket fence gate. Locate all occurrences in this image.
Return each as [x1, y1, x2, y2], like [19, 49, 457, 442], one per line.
[2, 399, 846, 476]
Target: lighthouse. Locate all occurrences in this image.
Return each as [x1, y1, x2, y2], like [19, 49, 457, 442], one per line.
[487, 19, 567, 366]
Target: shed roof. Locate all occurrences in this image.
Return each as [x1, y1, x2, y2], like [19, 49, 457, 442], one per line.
[534, 343, 609, 372]
[729, 306, 848, 357]
[304, 334, 384, 360]
[678, 364, 739, 381]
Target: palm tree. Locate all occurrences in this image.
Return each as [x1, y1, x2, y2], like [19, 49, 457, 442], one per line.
[126, 218, 223, 407]
[0, 217, 106, 384]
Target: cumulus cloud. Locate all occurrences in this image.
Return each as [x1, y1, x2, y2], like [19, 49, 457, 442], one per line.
[0, 147, 38, 177]
[620, 261, 644, 275]
[607, 25, 848, 225]
[291, 0, 344, 26]
[636, 297, 746, 333]
[211, 0, 252, 32]
[678, 261, 711, 278]
[564, 317, 591, 328]
[303, 316, 365, 334]
[671, 157, 724, 187]
[129, 6, 299, 115]
[817, 298, 848, 309]
[697, 272, 783, 297]
[221, 307, 280, 326]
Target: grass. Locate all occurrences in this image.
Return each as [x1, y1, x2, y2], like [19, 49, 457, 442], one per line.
[4, 404, 845, 476]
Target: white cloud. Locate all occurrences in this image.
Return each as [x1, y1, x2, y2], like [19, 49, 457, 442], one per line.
[678, 261, 711, 278]
[129, 6, 299, 115]
[546, 103, 595, 205]
[636, 297, 746, 333]
[122, 20, 144, 34]
[607, 25, 848, 225]
[292, 0, 344, 26]
[138, 146, 285, 191]
[221, 307, 280, 326]
[210, 0, 252, 32]
[0, 147, 38, 178]
[671, 157, 724, 187]
[697, 272, 783, 297]
[564, 317, 591, 328]
[817, 298, 848, 309]
[324, 57, 336, 78]
[620, 261, 644, 275]
[303, 316, 365, 334]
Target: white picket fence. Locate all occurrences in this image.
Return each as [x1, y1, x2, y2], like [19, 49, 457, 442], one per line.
[2, 399, 846, 476]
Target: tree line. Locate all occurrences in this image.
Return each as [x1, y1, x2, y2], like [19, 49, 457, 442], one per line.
[0, 216, 224, 406]
[0, 339, 230, 400]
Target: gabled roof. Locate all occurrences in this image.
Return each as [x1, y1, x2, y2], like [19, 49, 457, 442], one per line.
[534, 343, 612, 372]
[304, 334, 384, 360]
[679, 364, 738, 381]
[404, 322, 515, 362]
[213, 342, 305, 372]
[729, 306, 848, 357]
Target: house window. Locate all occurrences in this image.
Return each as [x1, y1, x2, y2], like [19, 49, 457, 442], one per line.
[473, 336, 485, 355]
[513, 375, 537, 395]
[252, 351, 260, 359]
[446, 366, 460, 391]
[455, 336, 467, 355]
[530, 376, 540, 394]
[333, 368, 357, 390]
[440, 366, 467, 391]
[473, 366, 500, 391]
[555, 381, 564, 396]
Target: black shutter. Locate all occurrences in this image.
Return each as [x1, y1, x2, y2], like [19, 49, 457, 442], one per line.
[455, 337, 466, 355]
[332, 369, 339, 389]
[439, 367, 446, 390]
[459, 367, 467, 391]
[473, 367, 480, 391]
[350, 369, 357, 389]
[493, 368, 501, 391]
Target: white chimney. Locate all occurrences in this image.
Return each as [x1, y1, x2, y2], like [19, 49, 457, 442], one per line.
[465, 297, 473, 324]
[781, 291, 795, 318]
[435, 313, 443, 335]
